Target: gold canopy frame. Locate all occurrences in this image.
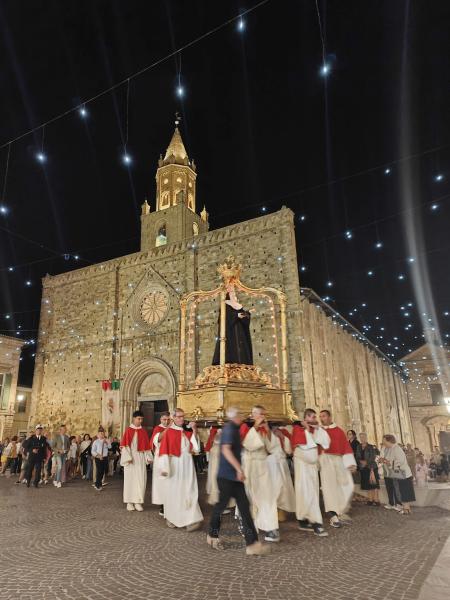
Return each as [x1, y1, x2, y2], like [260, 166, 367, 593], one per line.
[177, 256, 297, 422]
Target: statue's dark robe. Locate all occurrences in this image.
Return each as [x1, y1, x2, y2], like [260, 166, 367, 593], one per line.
[212, 303, 253, 365]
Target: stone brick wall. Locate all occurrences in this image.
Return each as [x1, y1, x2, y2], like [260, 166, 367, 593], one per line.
[29, 208, 304, 434]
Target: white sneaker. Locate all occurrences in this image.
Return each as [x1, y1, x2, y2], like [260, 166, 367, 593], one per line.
[384, 504, 394, 510]
[127, 503, 135, 511]
[56, 482, 62, 488]
[134, 504, 144, 511]
[82, 475, 86, 480]
[53, 481, 58, 487]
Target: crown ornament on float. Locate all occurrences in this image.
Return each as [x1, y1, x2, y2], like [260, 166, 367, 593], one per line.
[217, 255, 242, 285]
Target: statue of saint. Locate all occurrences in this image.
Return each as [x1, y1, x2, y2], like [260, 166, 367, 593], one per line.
[212, 283, 253, 365]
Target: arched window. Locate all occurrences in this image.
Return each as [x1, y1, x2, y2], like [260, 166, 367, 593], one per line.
[156, 224, 167, 247]
[160, 191, 170, 209]
[192, 222, 199, 236]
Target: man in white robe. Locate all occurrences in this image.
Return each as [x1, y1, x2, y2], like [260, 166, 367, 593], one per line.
[267, 427, 296, 516]
[120, 410, 153, 511]
[150, 411, 171, 516]
[158, 408, 203, 531]
[240, 405, 280, 542]
[319, 409, 357, 528]
[291, 408, 330, 537]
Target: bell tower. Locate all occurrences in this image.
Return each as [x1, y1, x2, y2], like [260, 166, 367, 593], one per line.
[140, 116, 209, 252]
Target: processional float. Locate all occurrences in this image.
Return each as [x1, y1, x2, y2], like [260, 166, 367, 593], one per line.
[176, 256, 298, 423]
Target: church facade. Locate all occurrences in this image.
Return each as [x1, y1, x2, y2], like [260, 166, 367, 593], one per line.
[29, 126, 413, 445]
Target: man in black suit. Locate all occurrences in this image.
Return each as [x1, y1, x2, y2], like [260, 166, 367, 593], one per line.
[25, 425, 47, 488]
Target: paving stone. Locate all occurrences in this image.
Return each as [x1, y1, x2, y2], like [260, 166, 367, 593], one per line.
[0, 475, 449, 600]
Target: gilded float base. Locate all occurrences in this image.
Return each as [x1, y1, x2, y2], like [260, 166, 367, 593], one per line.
[177, 383, 296, 424]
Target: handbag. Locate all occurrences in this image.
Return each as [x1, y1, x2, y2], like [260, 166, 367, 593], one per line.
[389, 463, 407, 479]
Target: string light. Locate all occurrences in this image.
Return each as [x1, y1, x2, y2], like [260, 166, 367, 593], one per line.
[375, 241, 383, 249]
[79, 105, 88, 118]
[384, 168, 391, 175]
[367, 270, 374, 276]
[0, 205, 8, 214]
[431, 204, 439, 211]
[237, 18, 245, 32]
[176, 85, 185, 98]
[320, 63, 330, 77]
[434, 174, 444, 182]
[36, 152, 46, 163]
[345, 230, 353, 240]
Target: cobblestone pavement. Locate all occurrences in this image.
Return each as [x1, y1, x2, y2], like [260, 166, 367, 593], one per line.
[1, 474, 449, 600]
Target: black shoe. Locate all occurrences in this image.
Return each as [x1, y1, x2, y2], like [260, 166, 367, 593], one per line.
[264, 530, 280, 543]
[313, 525, 329, 537]
[26, 483, 30, 488]
[298, 520, 314, 532]
[34, 484, 39, 488]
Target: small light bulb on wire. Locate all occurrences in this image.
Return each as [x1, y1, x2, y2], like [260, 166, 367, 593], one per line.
[384, 168, 391, 175]
[237, 18, 245, 32]
[434, 174, 444, 182]
[431, 204, 439, 211]
[176, 85, 184, 98]
[36, 152, 46, 163]
[0, 205, 8, 215]
[79, 106, 88, 118]
[122, 153, 132, 165]
[375, 241, 383, 249]
[320, 63, 330, 77]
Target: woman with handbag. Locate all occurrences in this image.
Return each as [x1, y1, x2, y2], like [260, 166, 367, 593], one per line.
[381, 434, 415, 515]
[356, 433, 380, 506]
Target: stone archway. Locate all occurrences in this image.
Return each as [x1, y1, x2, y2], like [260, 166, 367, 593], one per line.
[120, 357, 177, 433]
[422, 413, 450, 452]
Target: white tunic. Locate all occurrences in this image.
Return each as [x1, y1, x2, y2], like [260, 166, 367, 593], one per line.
[242, 428, 279, 532]
[206, 431, 221, 505]
[151, 431, 167, 506]
[319, 453, 355, 516]
[267, 435, 296, 513]
[123, 432, 147, 505]
[158, 426, 203, 528]
[319, 424, 356, 516]
[293, 427, 330, 524]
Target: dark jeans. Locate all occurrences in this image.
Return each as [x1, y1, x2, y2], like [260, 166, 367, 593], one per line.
[385, 477, 401, 506]
[95, 458, 107, 489]
[209, 477, 258, 546]
[25, 456, 43, 486]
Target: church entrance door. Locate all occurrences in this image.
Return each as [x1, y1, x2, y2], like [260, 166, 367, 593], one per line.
[120, 357, 176, 435]
[139, 399, 169, 436]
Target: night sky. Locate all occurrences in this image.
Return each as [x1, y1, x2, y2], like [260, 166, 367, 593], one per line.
[0, 1, 449, 387]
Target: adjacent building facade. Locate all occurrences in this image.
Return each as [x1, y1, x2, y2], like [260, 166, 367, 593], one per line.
[28, 125, 413, 444]
[402, 343, 450, 453]
[0, 335, 23, 440]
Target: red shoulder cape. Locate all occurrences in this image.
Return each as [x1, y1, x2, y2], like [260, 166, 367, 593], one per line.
[149, 425, 166, 450]
[290, 424, 308, 447]
[120, 426, 151, 452]
[322, 425, 353, 455]
[158, 427, 193, 457]
[204, 427, 219, 452]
